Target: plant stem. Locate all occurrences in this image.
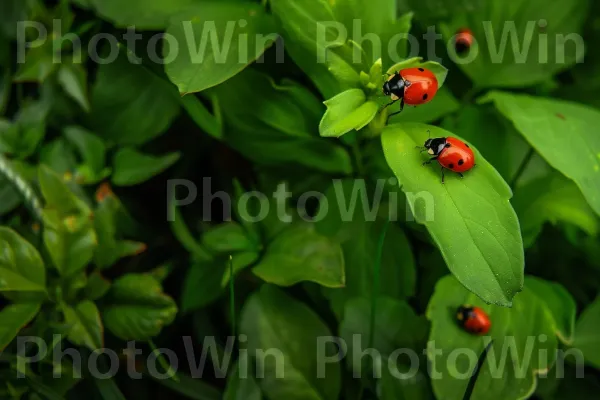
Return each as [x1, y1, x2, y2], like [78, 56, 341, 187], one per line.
[462, 340, 494, 400]
[148, 340, 179, 382]
[509, 147, 535, 190]
[229, 255, 236, 339]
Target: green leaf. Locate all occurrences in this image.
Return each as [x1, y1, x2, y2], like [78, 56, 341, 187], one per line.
[240, 285, 340, 400]
[0, 227, 46, 292]
[513, 173, 599, 247]
[252, 222, 345, 288]
[482, 91, 600, 217]
[181, 252, 259, 313]
[0, 100, 49, 159]
[166, 2, 277, 94]
[84, 272, 111, 301]
[64, 300, 103, 350]
[339, 297, 429, 377]
[202, 222, 257, 254]
[111, 148, 181, 187]
[381, 123, 524, 306]
[150, 372, 222, 400]
[57, 64, 90, 112]
[573, 295, 600, 368]
[440, 0, 587, 88]
[211, 69, 352, 174]
[0, 173, 22, 216]
[89, 0, 201, 29]
[180, 94, 222, 140]
[426, 275, 576, 400]
[38, 166, 97, 276]
[316, 179, 416, 318]
[89, 52, 180, 146]
[103, 274, 177, 341]
[224, 355, 262, 400]
[63, 126, 107, 181]
[379, 368, 434, 400]
[319, 89, 379, 138]
[0, 303, 41, 351]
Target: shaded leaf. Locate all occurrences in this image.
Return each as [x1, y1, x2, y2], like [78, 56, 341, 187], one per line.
[0, 303, 41, 351]
[111, 148, 180, 187]
[64, 300, 103, 350]
[0, 227, 46, 292]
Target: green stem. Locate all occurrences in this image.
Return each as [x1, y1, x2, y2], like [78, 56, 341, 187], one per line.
[229, 255, 236, 338]
[148, 340, 180, 382]
[509, 147, 535, 190]
[462, 86, 481, 103]
[462, 340, 494, 400]
[352, 141, 365, 177]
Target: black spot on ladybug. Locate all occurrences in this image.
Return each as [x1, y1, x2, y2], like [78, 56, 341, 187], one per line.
[418, 68, 424, 72]
[465, 143, 470, 148]
[422, 93, 428, 100]
[445, 143, 451, 148]
[458, 159, 464, 166]
[448, 163, 454, 169]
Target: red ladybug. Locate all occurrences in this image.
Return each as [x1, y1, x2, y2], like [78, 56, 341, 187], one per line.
[454, 28, 474, 54]
[421, 136, 475, 183]
[383, 67, 439, 118]
[456, 305, 491, 335]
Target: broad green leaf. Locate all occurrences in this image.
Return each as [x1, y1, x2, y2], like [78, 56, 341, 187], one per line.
[316, 179, 416, 318]
[224, 355, 262, 400]
[181, 252, 259, 313]
[482, 92, 600, 216]
[426, 275, 576, 400]
[240, 285, 341, 400]
[211, 69, 352, 174]
[103, 274, 177, 341]
[0, 227, 45, 292]
[0, 99, 49, 159]
[111, 148, 181, 187]
[513, 173, 599, 247]
[389, 87, 460, 125]
[252, 222, 345, 288]
[89, 0, 201, 29]
[14, 40, 56, 83]
[84, 272, 111, 301]
[270, 0, 361, 98]
[64, 300, 103, 350]
[89, 52, 180, 146]
[40, 138, 78, 175]
[441, 104, 529, 183]
[379, 368, 434, 400]
[381, 123, 524, 306]
[166, 2, 277, 94]
[319, 89, 379, 138]
[0, 303, 41, 351]
[439, 0, 587, 88]
[202, 222, 257, 254]
[0, 173, 22, 216]
[339, 297, 429, 377]
[573, 295, 600, 368]
[57, 64, 90, 111]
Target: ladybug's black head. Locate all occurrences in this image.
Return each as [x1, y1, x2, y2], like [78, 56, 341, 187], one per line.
[383, 81, 392, 96]
[424, 137, 447, 156]
[383, 73, 405, 100]
[456, 305, 474, 322]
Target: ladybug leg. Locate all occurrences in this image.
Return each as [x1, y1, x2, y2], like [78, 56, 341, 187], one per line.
[440, 167, 445, 184]
[422, 157, 437, 166]
[385, 99, 405, 123]
[458, 172, 464, 178]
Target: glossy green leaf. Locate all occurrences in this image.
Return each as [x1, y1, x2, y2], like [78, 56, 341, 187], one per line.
[166, 2, 277, 94]
[224, 355, 262, 400]
[379, 368, 434, 400]
[319, 89, 379, 138]
[252, 222, 345, 288]
[426, 275, 576, 400]
[89, 0, 201, 29]
[57, 64, 90, 112]
[386, 57, 449, 88]
[112, 148, 181, 187]
[240, 285, 340, 400]
[0, 303, 41, 351]
[381, 123, 524, 306]
[63, 126, 107, 181]
[389, 87, 460, 125]
[103, 274, 177, 341]
[440, 0, 587, 88]
[339, 297, 429, 377]
[64, 300, 103, 350]
[0, 227, 46, 292]
[573, 295, 600, 368]
[202, 222, 257, 254]
[211, 69, 352, 174]
[482, 91, 600, 217]
[316, 179, 416, 318]
[513, 173, 599, 247]
[89, 52, 180, 146]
